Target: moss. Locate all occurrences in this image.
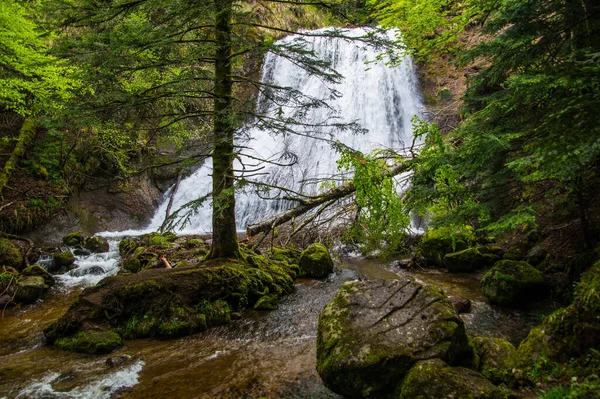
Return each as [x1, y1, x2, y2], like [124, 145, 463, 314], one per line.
[254, 294, 279, 310]
[62, 232, 84, 246]
[185, 238, 205, 248]
[0, 238, 22, 269]
[22, 264, 54, 286]
[53, 250, 75, 267]
[503, 247, 524, 261]
[481, 260, 545, 306]
[123, 257, 141, 273]
[84, 236, 110, 253]
[55, 331, 123, 354]
[473, 337, 518, 386]
[298, 243, 334, 278]
[269, 246, 301, 264]
[14, 275, 48, 304]
[118, 238, 137, 255]
[444, 248, 485, 273]
[397, 359, 507, 399]
[149, 235, 170, 249]
[418, 227, 474, 267]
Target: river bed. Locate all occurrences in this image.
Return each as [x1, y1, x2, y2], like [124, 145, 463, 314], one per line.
[0, 251, 548, 399]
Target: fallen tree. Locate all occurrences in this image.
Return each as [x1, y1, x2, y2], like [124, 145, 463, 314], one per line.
[246, 160, 414, 237]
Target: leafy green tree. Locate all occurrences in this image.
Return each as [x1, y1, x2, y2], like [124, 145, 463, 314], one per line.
[48, 0, 385, 258]
[401, 0, 600, 246]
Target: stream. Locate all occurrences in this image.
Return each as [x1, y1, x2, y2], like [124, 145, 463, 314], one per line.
[0, 245, 546, 398]
[0, 28, 547, 398]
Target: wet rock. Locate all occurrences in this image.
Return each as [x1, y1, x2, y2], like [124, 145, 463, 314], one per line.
[449, 295, 471, 313]
[230, 312, 243, 320]
[394, 259, 412, 269]
[473, 337, 517, 386]
[84, 236, 110, 253]
[62, 232, 84, 247]
[481, 260, 546, 306]
[419, 228, 472, 267]
[397, 359, 507, 399]
[0, 238, 23, 270]
[526, 245, 548, 266]
[106, 354, 132, 368]
[254, 294, 278, 310]
[299, 243, 334, 278]
[55, 331, 123, 354]
[73, 248, 92, 256]
[22, 264, 55, 287]
[53, 250, 75, 268]
[14, 275, 48, 304]
[444, 248, 485, 273]
[71, 266, 105, 277]
[316, 279, 475, 399]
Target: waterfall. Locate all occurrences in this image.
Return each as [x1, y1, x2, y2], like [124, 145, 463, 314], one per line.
[107, 27, 423, 236]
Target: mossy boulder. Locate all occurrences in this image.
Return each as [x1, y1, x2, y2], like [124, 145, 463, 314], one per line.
[316, 279, 474, 399]
[0, 238, 23, 269]
[62, 232, 84, 246]
[298, 243, 334, 278]
[53, 250, 75, 268]
[14, 275, 48, 304]
[419, 228, 473, 267]
[269, 246, 301, 265]
[477, 246, 504, 266]
[397, 359, 507, 399]
[84, 236, 110, 253]
[444, 248, 485, 273]
[44, 253, 296, 351]
[502, 247, 524, 261]
[481, 260, 546, 306]
[254, 294, 279, 310]
[55, 331, 123, 354]
[526, 245, 549, 267]
[517, 261, 600, 366]
[473, 337, 517, 386]
[22, 264, 55, 287]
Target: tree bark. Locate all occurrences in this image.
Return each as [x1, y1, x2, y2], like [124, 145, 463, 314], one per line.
[0, 117, 36, 198]
[209, 0, 240, 259]
[247, 161, 411, 237]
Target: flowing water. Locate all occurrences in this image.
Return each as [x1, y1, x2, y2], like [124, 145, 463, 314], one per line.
[0, 28, 545, 398]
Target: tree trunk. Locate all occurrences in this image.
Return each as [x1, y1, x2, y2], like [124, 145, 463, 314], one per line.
[0, 117, 36, 198]
[247, 161, 411, 237]
[209, 0, 240, 259]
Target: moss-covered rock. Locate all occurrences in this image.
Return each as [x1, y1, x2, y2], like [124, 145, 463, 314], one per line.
[316, 279, 474, 399]
[22, 264, 55, 287]
[481, 260, 546, 306]
[254, 294, 279, 310]
[397, 359, 507, 399]
[502, 247, 524, 261]
[0, 238, 22, 269]
[473, 337, 517, 386]
[14, 275, 48, 304]
[62, 232, 84, 246]
[517, 261, 600, 366]
[444, 248, 485, 273]
[123, 257, 142, 273]
[526, 245, 549, 267]
[269, 246, 301, 265]
[419, 228, 473, 267]
[53, 250, 75, 268]
[298, 243, 334, 278]
[55, 331, 123, 354]
[44, 252, 295, 350]
[84, 236, 110, 253]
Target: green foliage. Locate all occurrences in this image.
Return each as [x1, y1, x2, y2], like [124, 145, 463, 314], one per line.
[0, 0, 80, 116]
[337, 147, 410, 255]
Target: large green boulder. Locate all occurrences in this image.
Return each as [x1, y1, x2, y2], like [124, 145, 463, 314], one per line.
[481, 260, 545, 306]
[84, 236, 110, 253]
[419, 228, 472, 267]
[317, 279, 474, 399]
[473, 337, 517, 386]
[0, 238, 23, 270]
[298, 243, 334, 278]
[62, 232, 84, 246]
[55, 331, 123, 354]
[22, 264, 55, 287]
[397, 359, 507, 399]
[14, 275, 48, 304]
[444, 248, 485, 273]
[53, 250, 75, 268]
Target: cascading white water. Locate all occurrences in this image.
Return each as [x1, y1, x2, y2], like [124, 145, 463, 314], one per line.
[123, 27, 423, 235]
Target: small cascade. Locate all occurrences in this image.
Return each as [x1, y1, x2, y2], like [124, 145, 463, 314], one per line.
[134, 27, 422, 235]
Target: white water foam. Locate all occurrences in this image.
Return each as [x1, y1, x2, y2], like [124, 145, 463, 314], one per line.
[13, 359, 144, 399]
